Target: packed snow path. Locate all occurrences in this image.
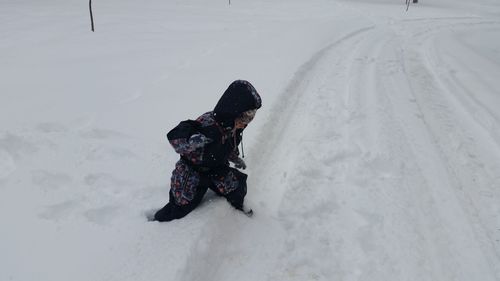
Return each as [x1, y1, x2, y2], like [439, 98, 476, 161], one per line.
[179, 12, 500, 281]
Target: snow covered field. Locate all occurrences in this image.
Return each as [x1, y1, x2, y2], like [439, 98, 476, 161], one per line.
[1, 0, 500, 280]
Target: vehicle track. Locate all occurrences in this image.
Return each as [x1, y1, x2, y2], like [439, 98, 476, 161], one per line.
[382, 17, 500, 280]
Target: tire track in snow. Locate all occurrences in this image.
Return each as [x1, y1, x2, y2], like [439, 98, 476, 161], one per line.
[320, 17, 500, 280]
[425, 24, 500, 146]
[300, 26, 461, 280]
[382, 18, 500, 280]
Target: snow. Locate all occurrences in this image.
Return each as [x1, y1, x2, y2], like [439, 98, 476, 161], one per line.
[1, 0, 500, 280]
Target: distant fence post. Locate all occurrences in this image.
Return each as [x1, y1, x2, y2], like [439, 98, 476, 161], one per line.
[89, 0, 95, 32]
[406, 0, 417, 11]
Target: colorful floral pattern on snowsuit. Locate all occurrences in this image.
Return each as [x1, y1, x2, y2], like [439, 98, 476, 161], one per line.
[212, 169, 241, 195]
[169, 132, 211, 165]
[170, 160, 200, 205]
[168, 112, 244, 206]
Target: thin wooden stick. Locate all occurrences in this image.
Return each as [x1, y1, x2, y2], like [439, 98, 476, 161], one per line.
[89, 0, 95, 32]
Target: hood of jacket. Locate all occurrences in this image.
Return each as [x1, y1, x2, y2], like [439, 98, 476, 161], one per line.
[213, 80, 262, 129]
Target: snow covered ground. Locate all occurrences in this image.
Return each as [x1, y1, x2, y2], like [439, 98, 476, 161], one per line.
[1, 0, 500, 280]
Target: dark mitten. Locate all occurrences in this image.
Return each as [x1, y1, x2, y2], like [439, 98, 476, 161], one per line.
[232, 157, 246, 169]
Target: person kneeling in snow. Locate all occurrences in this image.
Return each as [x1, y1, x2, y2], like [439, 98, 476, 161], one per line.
[153, 80, 262, 222]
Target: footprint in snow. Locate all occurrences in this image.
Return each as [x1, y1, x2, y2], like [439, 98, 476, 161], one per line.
[31, 170, 72, 190]
[35, 122, 68, 134]
[0, 133, 38, 159]
[38, 200, 82, 221]
[84, 205, 122, 225]
[86, 146, 138, 161]
[0, 149, 16, 180]
[80, 128, 131, 140]
[84, 173, 136, 198]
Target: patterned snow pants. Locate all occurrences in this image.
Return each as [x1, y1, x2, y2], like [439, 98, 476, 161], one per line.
[154, 159, 248, 222]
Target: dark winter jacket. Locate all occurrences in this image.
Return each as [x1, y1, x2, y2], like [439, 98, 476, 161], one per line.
[167, 80, 262, 171]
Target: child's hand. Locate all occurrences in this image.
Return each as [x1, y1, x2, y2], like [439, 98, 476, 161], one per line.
[233, 157, 246, 170]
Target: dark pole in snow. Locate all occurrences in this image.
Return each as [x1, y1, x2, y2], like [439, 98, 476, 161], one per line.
[406, 0, 418, 11]
[89, 0, 95, 32]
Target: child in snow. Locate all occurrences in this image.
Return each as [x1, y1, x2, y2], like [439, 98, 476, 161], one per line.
[153, 80, 262, 222]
